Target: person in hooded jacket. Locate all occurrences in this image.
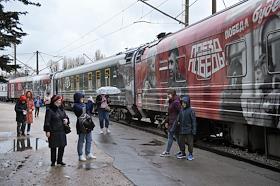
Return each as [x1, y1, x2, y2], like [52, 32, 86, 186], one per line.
[175, 95, 197, 160]
[15, 95, 27, 137]
[44, 95, 69, 166]
[73, 92, 96, 161]
[160, 89, 181, 157]
[86, 96, 95, 116]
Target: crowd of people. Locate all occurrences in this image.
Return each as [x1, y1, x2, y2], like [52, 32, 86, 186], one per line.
[14, 89, 196, 166]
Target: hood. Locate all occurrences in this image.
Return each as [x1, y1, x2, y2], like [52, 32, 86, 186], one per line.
[74, 92, 84, 103]
[182, 96, 190, 108]
[88, 96, 94, 103]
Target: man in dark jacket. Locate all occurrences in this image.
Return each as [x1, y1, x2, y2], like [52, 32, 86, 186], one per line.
[160, 89, 181, 157]
[15, 95, 27, 137]
[176, 96, 197, 160]
[73, 92, 96, 161]
[44, 95, 69, 166]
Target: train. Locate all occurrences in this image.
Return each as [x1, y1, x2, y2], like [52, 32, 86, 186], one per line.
[3, 0, 280, 159]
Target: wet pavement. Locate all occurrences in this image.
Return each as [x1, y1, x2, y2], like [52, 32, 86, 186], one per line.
[1, 102, 280, 186]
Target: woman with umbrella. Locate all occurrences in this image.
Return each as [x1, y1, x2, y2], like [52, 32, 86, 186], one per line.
[96, 86, 120, 134]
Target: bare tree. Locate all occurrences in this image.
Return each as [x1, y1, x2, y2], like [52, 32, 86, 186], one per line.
[94, 49, 105, 61]
[48, 60, 59, 72]
[62, 56, 86, 70]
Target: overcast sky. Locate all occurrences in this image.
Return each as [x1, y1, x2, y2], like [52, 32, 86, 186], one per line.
[3, 0, 241, 74]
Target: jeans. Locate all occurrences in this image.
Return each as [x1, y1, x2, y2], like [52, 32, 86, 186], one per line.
[51, 147, 65, 163]
[165, 129, 179, 153]
[35, 107, 39, 117]
[27, 123, 31, 132]
[77, 132, 93, 156]
[17, 122, 26, 135]
[98, 109, 109, 129]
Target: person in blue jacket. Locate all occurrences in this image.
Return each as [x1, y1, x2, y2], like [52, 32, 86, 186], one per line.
[176, 96, 197, 160]
[34, 95, 43, 117]
[73, 92, 96, 161]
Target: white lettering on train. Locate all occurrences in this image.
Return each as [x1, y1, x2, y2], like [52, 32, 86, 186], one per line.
[225, 18, 249, 40]
[253, 0, 280, 24]
[188, 38, 225, 78]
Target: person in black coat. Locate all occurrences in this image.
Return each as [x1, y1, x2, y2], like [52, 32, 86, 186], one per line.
[44, 95, 69, 166]
[15, 95, 27, 137]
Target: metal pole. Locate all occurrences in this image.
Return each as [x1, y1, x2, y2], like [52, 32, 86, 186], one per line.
[212, 0, 217, 14]
[36, 51, 39, 75]
[14, 43, 16, 77]
[185, 0, 189, 26]
[139, 0, 187, 26]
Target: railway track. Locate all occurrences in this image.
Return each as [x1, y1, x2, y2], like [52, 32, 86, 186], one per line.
[109, 117, 280, 173]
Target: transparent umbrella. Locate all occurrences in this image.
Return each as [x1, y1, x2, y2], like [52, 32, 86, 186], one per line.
[96, 86, 121, 95]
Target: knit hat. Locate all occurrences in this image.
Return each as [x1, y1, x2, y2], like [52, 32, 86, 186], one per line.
[19, 95, 27, 102]
[51, 95, 61, 104]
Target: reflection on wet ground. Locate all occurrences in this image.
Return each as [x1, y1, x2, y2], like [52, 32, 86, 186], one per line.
[140, 139, 165, 146]
[78, 162, 109, 170]
[0, 137, 48, 153]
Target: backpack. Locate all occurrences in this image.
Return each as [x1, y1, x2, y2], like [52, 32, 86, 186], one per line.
[78, 112, 95, 133]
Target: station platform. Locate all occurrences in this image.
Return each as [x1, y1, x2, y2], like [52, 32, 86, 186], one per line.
[0, 102, 279, 186]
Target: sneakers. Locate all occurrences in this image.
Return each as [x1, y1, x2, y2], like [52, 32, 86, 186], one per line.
[175, 151, 182, 156]
[177, 154, 187, 159]
[27, 131, 30, 135]
[51, 162, 55, 167]
[100, 130, 104, 134]
[106, 128, 111, 133]
[79, 155, 86, 161]
[160, 151, 170, 157]
[187, 154, 194, 161]
[86, 153, 96, 160]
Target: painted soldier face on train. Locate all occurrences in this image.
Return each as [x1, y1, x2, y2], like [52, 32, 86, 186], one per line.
[168, 51, 178, 80]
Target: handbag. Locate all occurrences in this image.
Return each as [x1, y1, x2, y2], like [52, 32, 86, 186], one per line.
[64, 124, 71, 134]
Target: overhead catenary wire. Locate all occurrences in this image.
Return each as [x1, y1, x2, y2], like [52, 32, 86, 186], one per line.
[54, 1, 138, 55]
[59, 0, 171, 55]
[175, 0, 199, 19]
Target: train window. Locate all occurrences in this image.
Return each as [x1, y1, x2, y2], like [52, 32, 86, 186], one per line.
[105, 68, 110, 86]
[267, 30, 280, 74]
[88, 72, 93, 90]
[159, 59, 169, 85]
[76, 75, 80, 90]
[70, 76, 74, 90]
[96, 70, 101, 89]
[225, 40, 247, 79]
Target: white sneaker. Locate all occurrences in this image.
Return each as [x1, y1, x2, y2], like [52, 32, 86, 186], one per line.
[79, 155, 86, 161]
[100, 130, 104, 134]
[27, 131, 30, 135]
[86, 153, 96, 160]
[106, 128, 111, 133]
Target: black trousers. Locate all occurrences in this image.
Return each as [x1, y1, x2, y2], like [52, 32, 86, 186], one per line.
[51, 147, 65, 163]
[35, 107, 40, 117]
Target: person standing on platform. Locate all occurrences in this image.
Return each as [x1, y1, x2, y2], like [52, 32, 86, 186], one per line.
[44, 95, 69, 166]
[176, 96, 197, 160]
[160, 89, 181, 157]
[44, 92, 51, 109]
[34, 95, 42, 117]
[96, 94, 111, 134]
[25, 91, 34, 135]
[73, 92, 96, 161]
[14, 95, 27, 137]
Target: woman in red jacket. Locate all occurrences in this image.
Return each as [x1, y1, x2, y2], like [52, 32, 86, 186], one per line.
[25, 91, 34, 135]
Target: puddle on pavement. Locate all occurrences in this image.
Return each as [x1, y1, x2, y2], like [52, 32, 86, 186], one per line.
[140, 139, 165, 146]
[0, 137, 48, 153]
[139, 149, 157, 156]
[78, 162, 108, 170]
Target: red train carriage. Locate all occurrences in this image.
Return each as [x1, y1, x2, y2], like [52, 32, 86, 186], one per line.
[134, 0, 280, 158]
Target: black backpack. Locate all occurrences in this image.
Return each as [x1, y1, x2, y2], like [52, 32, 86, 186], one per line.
[78, 113, 95, 133]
